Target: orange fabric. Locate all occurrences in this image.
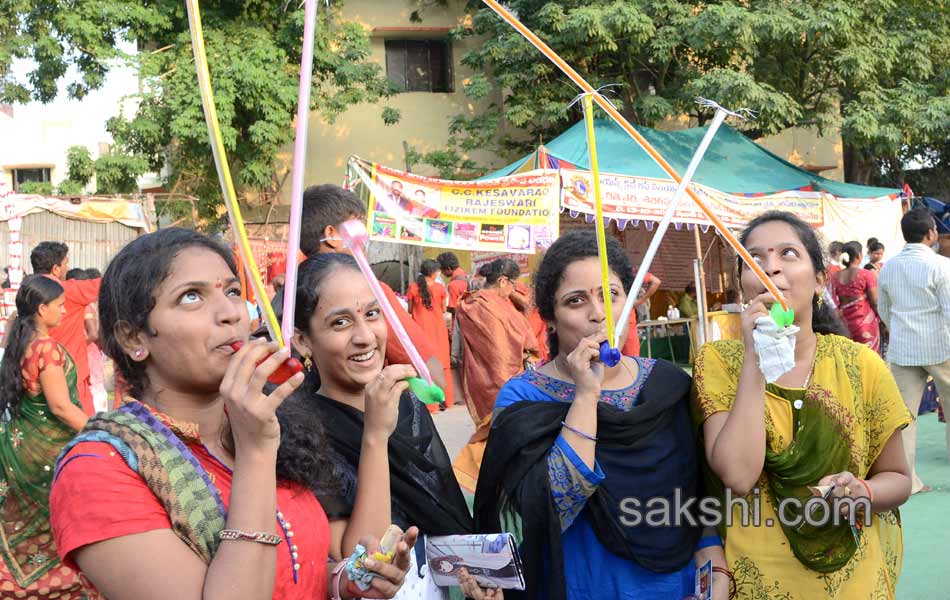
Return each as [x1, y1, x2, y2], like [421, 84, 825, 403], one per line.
[620, 271, 652, 357]
[512, 282, 548, 362]
[446, 268, 469, 309]
[528, 310, 549, 363]
[232, 250, 255, 305]
[621, 310, 640, 357]
[452, 426, 489, 494]
[49, 277, 100, 415]
[456, 290, 538, 429]
[406, 279, 454, 408]
[379, 282, 436, 368]
[446, 267, 469, 338]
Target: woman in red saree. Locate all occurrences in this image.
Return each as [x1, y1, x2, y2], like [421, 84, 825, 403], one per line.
[453, 259, 539, 491]
[832, 241, 882, 353]
[406, 259, 454, 411]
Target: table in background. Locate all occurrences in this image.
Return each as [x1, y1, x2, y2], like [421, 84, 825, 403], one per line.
[637, 318, 695, 363]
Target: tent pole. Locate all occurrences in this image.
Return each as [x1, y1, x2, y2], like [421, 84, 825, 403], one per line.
[693, 259, 707, 348]
[694, 225, 708, 343]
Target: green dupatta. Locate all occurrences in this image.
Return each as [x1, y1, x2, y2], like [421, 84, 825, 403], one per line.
[762, 385, 858, 573]
[701, 383, 859, 573]
[0, 353, 81, 587]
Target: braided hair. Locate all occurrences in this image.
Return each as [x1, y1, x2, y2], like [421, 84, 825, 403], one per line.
[416, 259, 440, 309]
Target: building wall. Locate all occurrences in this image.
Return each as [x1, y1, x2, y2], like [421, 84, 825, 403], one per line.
[0, 111, 81, 192]
[758, 126, 844, 182]
[289, 0, 503, 198]
[0, 211, 141, 274]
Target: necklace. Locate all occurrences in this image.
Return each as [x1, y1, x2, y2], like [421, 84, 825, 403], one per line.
[552, 356, 636, 387]
[202, 444, 300, 583]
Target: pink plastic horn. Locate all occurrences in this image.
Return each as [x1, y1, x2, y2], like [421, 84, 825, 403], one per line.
[340, 219, 434, 385]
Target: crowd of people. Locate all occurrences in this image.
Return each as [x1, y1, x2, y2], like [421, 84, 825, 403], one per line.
[826, 209, 950, 495]
[0, 183, 944, 599]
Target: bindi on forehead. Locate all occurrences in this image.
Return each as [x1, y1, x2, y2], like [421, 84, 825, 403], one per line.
[318, 296, 377, 316]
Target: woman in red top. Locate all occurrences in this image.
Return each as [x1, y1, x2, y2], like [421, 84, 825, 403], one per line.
[0, 275, 90, 599]
[406, 259, 453, 410]
[831, 241, 881, 353]
[49, 228, 416, 600]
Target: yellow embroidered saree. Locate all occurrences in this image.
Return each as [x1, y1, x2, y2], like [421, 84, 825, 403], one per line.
[691, 334, 912, 599]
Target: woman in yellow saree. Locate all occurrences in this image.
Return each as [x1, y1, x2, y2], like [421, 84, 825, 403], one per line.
[453, 259, 539, 492]
[692, 211, 913, 599]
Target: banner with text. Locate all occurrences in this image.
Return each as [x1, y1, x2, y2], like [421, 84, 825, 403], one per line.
[560, 168, 825, 228]
[349, 158, 560, 254]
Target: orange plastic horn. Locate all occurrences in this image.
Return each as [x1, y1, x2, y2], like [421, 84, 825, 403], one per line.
[480, 0, 788, 311]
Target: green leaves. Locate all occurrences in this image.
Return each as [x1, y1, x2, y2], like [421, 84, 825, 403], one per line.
[418, 0, 950, 185]
[65, 146, 95, 187]
[95, 153, 148, 194]
[3, 0, 396, 228]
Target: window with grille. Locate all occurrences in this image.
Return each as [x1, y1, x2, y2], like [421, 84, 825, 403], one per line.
[13, 167, 51, 191]
[385, 40, 453, 93]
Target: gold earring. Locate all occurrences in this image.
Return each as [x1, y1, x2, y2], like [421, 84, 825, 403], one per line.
[816, 294, 823, 309]
[304, 355, 313, 371]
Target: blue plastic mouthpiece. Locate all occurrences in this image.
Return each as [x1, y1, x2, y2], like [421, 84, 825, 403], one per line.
[599, 341, 621, 367]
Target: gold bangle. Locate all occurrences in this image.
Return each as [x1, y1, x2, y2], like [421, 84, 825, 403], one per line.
[218, 529, 283, 545]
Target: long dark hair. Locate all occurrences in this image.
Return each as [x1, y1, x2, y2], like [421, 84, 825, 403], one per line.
[840, 241, 863, 268]
[292, 253, 363, 381]
[275, 253, 362, 493]
[416, 259, 440, 309]
[98, 228, 237, 400]
[534, 230, 634, 357]
[0, 275, 65, 415]
[738, 211, 849, 337]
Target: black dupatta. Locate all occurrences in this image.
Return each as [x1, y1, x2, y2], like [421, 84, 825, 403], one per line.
[473, 359, 703, 600]
[314, 391, 474, 536]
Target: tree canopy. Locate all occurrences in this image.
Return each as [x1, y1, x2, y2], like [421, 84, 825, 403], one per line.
[414, 0, 950, 186]
[1, 0, 399, 227]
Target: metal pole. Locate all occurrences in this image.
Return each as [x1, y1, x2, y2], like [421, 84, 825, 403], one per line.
[694, 258, 707, 347]
[694, 225, 708, 343]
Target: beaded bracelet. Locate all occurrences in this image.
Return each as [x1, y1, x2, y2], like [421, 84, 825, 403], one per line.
[561, 421, 597, 442]
[218, 529, 283, 545]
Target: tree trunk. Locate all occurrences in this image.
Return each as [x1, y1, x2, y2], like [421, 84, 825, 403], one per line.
[842, 141, 876, 184]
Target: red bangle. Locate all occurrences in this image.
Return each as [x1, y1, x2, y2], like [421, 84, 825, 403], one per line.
[856, 477, 874, 503]
[712, 566, 737, 599]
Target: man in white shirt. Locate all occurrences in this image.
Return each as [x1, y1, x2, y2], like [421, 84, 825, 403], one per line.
[878, 207, 950, 493]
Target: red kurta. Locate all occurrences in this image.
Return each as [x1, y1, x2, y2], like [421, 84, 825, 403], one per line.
[620, 272, 653, 358]
[48, 277, 100, 414]
[50, 412, 330, 599]
[379, 282, 437, 368]
[406, 279, 454, 409]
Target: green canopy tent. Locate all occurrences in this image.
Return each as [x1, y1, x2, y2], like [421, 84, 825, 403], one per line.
[482, 119, 903, 353]
[484, 118, 898, 199]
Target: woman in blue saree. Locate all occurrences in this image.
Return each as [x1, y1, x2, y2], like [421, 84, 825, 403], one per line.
[474, 230, 729, 600]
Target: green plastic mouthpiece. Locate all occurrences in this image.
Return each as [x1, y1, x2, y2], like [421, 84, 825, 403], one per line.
[407, 377, 445, 405]
[769, 303, 795, 328]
